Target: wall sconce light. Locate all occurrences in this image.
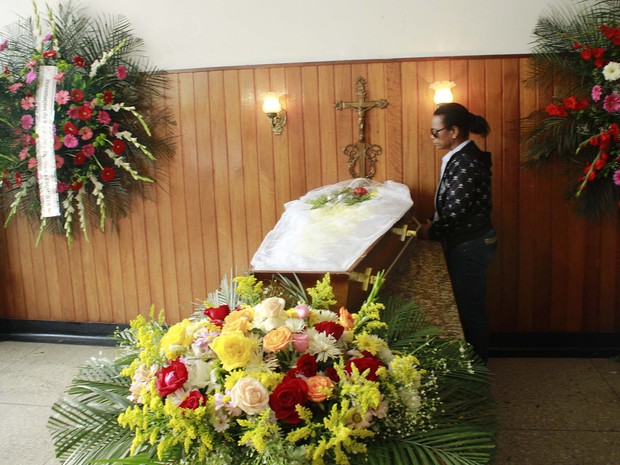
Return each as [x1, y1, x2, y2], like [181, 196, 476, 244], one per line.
[262, 93, 287, 135]
[430, 81, 456, 106]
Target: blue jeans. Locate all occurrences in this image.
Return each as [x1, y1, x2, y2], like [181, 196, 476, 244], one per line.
[445, 229, 497, 363]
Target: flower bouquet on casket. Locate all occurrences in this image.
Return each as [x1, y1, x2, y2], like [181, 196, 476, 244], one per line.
[48, 273, 497, 465]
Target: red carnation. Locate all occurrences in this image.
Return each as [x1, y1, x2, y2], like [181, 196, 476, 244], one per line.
[76, 105, 92, 121]
[204, 304, 230, 325]
[42, 50, 57, 59]
[69, 181, 83, 191]
[156, 359, 188, 396]
[73, 152, 86, 166]
[102, 91, 114, 104]
[101, 167, 116, 182]
[112, 139, 125, 154]
[179, 390, 207, 409]
[313, 321, 345, 340]
[269, 377, 308, 424]
[63, 121, 79, 135]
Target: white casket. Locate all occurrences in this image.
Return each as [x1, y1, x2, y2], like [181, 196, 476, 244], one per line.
[250, 179, 418, 309]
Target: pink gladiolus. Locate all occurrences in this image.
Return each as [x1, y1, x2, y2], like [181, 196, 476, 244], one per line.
[55, 89, 70, 105]
[20, 96, 35, 110]
[63, 134, 79, 148]
[8, 83, 23, 93]
[25, 70, 37, 84]
[28, 158, 37, 169]
[591, 85, 603, 102]
[603, 92, 620, 113]
[19, 148, 28, 160]
[20, 114, 34, 130]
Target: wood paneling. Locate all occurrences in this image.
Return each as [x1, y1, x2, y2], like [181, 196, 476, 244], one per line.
[0, 55, 618, 333]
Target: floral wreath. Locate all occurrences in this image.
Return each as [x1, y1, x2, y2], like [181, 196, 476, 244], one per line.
[524, 0, 620, 219]
[0, 1, 174, 243]
[48, 273, 497, 465]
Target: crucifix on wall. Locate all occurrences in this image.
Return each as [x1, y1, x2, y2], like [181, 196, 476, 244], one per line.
[335, 76, 388, 179]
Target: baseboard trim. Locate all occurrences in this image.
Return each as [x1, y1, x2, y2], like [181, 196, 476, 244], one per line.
[1, 320, 619, 357]
[489, 332, 620, 358]
[0, 319, 128, 346]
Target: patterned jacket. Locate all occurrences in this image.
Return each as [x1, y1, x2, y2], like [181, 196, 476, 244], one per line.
[428, 140, 493, 249]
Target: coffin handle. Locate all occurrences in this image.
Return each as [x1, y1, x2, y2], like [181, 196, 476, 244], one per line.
[349, 267, 378, 291]
[391, 216, 421, 241]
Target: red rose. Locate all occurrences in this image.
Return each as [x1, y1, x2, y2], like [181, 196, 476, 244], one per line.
[101, 167, 116, 182]
[325, 366, 340, 383]
[156, 359, 188, 396]
[313, 321, 344, 340]
[112, 139, 125, 154]
[63, 121, 79, 135]
[69, 181, 83, 191]
[70, 89, 84, 102]
[345, 355, 384, 381]
[76, 105, 92, 121]
[269, 378, 308, 424]
[179, 390, 207, 409]
[352, 186, 368, 196]
[294, 353, 318, 377]
[42, 50, 57, 59]
[73, 56, 85, 67]
[204, 304, 230, 324]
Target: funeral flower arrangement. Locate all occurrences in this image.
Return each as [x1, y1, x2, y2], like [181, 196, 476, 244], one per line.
[524, 0, 620, 218]
[48, 273, 497, 465]
[307, 181, 376, 210]
[0, 1, 173, 242]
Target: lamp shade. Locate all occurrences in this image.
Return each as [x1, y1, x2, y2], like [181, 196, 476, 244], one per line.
[262, 93, 282, 114]
[429, 81, 455, 105]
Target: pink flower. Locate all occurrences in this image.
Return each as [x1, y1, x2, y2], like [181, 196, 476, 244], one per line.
[109, 122, 119, 135]
[25, 70, 37, 84]
[8, 82, 22, 93]
[28, 158, 37, 169]
[19, 148, 28, 160]
[20, 96, 35, 110]
[614, 169, 620, 186]
[591, 85, 603, 102]
[115, 65, 127, 79]
[56, 155, 64, 169]
[57, 182, 68, 193]
[80, 127, 93, 141]
[66, 106, 79, 119]
[0, 39, 8, 52]
[97, 110, 111, 125]
[63, 134, 79, 148]
[54, 135, 63, 150]
[603, 92, 620, 113]
[43, 33, 52, 42]
[82, 143, 95, 157]
[55, 90, 70, 105]
[20, 114, 34, 130]
[54, 72, 65, 82]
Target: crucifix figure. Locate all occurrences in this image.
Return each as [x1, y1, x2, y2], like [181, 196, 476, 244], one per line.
[335, 76, 388, 178]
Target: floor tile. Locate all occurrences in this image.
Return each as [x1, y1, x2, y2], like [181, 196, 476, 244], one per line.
[488, 357, 620, 432]
[0, 404, 57, 465]
[591, 358, 620, 398]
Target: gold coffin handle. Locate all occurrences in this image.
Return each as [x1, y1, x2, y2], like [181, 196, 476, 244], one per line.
[349, 267, 378, 291]
[391, 215, 422, 241]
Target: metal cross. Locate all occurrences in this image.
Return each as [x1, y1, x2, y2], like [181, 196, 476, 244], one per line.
[335, 76, 388, 178]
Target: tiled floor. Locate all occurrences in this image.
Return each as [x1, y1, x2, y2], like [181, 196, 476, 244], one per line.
[1, 340, 619, 465]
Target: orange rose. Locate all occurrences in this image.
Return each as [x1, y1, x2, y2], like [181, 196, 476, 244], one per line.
[263, 326, 293, 352]
[223, 308, 253, 334]
[339, 306, 355, 330]
[306, 375, 334, 402]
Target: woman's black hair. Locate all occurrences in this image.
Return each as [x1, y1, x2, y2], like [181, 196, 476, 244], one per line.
[434, 102, 490, 137]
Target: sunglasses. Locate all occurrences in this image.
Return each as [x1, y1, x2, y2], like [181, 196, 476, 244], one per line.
[430, 127, 449, 138]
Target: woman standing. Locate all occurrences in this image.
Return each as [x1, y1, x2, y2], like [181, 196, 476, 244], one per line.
[418, 102, 497, 363]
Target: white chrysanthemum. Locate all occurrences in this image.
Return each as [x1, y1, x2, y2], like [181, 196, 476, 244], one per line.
[313, 309, 339, 323]
[307, 328, 343, 362]
[284, 317, 306, 333]
[603, 61, 620, 81]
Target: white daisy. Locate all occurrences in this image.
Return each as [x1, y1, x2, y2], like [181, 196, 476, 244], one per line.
[307, 328, 343, 362]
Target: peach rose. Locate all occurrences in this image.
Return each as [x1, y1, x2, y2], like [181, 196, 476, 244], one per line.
[306, 375, 334, 402]
[263, 326, 293, 352]
[339, 306, 355, 330]
[229, 377, 270, 415]
[223, 308, 253, 334]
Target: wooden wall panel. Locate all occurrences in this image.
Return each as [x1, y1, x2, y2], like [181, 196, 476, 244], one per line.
[0, 55, 618, 335]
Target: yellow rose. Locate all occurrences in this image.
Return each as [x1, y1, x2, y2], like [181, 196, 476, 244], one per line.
[159, 320, 194, 359]
[210, 330, 257, 371]
[262, 326, 293, 352]
[223, 308, 253, 334]
[306, 375, 334, 402]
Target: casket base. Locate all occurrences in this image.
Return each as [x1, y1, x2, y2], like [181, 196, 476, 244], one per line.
[252, 217, 417, 310]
